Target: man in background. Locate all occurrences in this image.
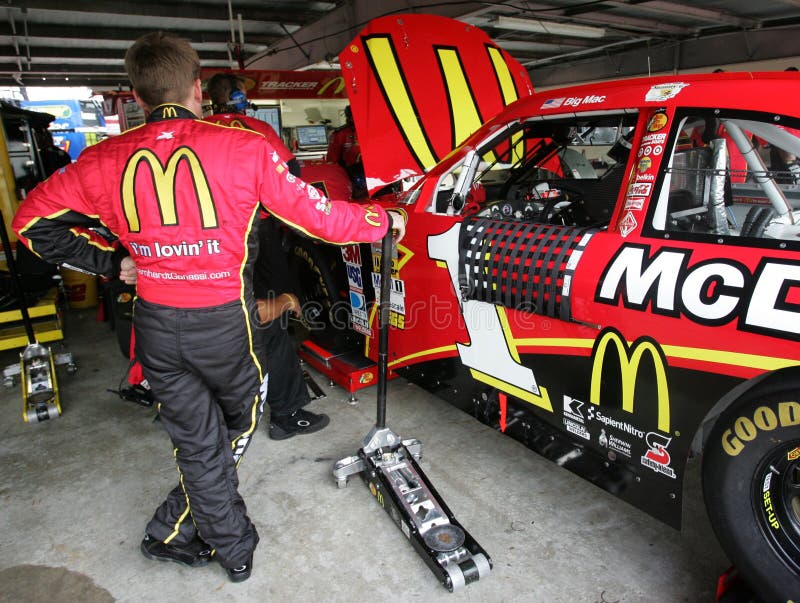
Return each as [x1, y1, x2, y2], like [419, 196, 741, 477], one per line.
[205, 72, 329, 440]
[327, 105, 366, 198]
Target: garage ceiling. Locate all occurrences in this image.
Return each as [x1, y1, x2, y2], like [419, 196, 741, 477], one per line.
[3, 0, 800, 92]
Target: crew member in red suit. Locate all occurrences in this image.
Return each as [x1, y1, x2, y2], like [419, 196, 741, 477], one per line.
[300, 159, 353, 202]
[13, 31, 405, 583]
[327, 105, 366, 198]
[204, 72, 329, 441]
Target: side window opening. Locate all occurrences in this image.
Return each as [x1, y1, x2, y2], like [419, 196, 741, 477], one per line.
[653, 111, 800, 242]
[426, 112, 637, 227]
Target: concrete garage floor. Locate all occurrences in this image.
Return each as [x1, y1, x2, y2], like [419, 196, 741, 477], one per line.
[0, 307, 731, 603]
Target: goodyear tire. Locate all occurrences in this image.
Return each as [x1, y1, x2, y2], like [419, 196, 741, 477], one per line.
[287, 235, 361, 352]
[702, 386, 800, 602]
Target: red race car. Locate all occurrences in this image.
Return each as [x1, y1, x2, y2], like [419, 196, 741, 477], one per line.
[291, 15, 800, 600]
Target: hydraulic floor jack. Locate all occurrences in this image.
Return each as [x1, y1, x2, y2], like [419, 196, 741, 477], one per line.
[0, 211, 73, 423]
[333, 230, 492, 592]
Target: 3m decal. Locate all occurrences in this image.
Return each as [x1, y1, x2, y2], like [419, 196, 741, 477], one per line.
[122, 147, 218, 232]
[596, 244, 800, 339]
[720, 402, 800, 456]
[429, 224, 552, 411]
[590, 327, 670, 433]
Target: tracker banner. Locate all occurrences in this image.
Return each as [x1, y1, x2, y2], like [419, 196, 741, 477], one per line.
[339, 13, 534, 194]
[200, 68, 347, 99]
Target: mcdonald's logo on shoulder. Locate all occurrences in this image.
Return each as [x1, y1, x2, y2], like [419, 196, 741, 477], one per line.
[589, 327, 671, 433]
[161, 106, 178, 119]
[121, 146, 218, 232]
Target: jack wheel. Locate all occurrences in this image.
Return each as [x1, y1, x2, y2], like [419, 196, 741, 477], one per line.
[47, 403, 60, 420]
[471, 553, 492, 578]
[445, 563, 465, 592]
[66, 363, 77, 376]
[336, 478, 348, 489]
[4, 377, 13, 388]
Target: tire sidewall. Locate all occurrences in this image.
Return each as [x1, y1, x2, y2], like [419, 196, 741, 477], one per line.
[703, 388, 800, 602]
[287, 236, 360, 351]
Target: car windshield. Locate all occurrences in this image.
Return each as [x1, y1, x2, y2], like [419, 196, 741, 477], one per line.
[428, 112, 637, 225]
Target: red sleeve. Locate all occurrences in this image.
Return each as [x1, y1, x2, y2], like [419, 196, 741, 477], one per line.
[255, 144, 389, 244]
[12, 157, 118, 276]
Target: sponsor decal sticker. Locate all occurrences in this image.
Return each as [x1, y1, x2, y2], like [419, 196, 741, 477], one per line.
[646, 112, 668, 132]
[627, 182, 652, 197]
[619, 211, 638, 237]
[763, 472, 780, 529]
[645, 83, 689, 102]
[565, 418, 591, 440]
[642, 132, 667, 145]
[641, 432, 676, 478]
[598, 429, 632, 458]
[624, 197, 645, 211]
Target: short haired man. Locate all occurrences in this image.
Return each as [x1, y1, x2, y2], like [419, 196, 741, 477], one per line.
[13, 31, 404, 583]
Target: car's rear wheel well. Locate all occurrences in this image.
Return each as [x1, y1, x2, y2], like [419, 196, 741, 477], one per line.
[690, 366, 800, 455]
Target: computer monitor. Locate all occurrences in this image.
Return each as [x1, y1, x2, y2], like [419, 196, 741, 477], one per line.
[252, 106, 281, 135]
[295, 124, 328, 148]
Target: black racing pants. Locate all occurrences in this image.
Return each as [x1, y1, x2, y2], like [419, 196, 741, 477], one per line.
[253, 216, 309, 417]
[134, 298, 266, 569]
[259, 317, 309, 417]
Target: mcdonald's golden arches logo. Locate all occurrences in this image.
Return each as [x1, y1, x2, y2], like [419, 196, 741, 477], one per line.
[590, 328, 671, 433]
[161, 106, 178, 119]
[121, 147, 218, 232]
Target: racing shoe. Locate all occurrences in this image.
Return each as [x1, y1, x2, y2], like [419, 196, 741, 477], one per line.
[140, 533, 212, 568]
[224, 553, 253, 583]
[269, 408, 330, 440]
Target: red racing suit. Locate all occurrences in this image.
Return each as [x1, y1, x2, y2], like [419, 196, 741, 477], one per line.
[204, 112, 295, 167]
[13, 104, 389, 306]
[12, 103, 391, 569]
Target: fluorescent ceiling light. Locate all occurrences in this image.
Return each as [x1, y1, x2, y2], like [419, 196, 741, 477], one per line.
[493, 16, 606, 39]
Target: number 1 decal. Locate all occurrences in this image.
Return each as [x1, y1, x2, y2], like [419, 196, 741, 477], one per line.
[428, 224, 552, 411]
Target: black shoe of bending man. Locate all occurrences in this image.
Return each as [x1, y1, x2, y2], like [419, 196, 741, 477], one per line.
[140, 533, 212, 567]
[268, 407, 330, 440]
[224, 553, 253, 583]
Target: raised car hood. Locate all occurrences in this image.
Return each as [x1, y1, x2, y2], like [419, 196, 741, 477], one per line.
[339, 13, 534, 195]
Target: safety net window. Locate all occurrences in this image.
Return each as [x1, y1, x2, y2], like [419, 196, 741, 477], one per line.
[652, 110, 800, 242]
